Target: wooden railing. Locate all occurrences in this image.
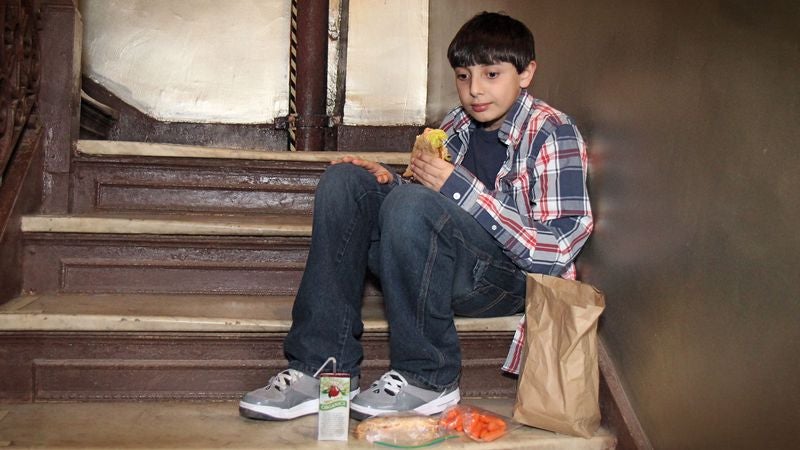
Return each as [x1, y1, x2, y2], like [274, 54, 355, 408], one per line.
[0, 0, 42, 304]
[0, 0, 40, 184]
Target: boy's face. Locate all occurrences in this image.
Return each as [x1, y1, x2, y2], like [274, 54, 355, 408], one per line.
[453, 61, 536, 130]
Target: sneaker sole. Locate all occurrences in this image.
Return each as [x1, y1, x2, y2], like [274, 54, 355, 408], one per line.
[350, 388, 460, 421]
[239, 388, 360, 421]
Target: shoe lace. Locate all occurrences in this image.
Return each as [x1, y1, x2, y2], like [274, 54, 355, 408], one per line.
[268, 370, 298, 392]
[376, 370, 407, 396]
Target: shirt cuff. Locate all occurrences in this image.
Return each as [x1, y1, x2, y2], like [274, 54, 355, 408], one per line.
[439, 165, 474, 205]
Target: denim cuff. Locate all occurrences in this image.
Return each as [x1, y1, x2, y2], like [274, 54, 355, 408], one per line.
[396, 369, 460, 392]
[288, 360, 361, 379]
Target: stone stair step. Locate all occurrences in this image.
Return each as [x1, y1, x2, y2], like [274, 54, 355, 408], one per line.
[0, 293, 521, 333]
[0, 294, 521, 402]
[21, 213, 317, 295]
[22, 212, 313, 236]
[77, 139, 410, 164]
[0, 398, 617, 449]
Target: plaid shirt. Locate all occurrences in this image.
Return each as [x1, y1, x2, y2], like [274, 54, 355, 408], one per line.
[437, 91, 594, 374]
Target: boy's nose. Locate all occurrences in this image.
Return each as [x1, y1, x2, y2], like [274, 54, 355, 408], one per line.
[469, 79, 482, 97]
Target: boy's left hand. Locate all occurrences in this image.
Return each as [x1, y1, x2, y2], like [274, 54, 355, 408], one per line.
[330, 155, 393, 184]
[410, 152, 455, 191]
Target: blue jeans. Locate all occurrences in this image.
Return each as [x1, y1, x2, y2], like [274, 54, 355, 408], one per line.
[284, 163, 526, 390]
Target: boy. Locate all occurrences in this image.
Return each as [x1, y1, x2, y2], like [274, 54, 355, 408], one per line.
[239, 11, 593, 421]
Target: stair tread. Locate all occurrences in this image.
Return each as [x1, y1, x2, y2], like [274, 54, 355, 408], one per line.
[78, 139, 411, 164]
[21, 212, 313, 236]
[0, 398, 616, 449]
[0, 294, 522, 333]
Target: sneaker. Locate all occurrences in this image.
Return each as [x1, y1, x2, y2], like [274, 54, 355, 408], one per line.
[239, 369, 360, 421]
[350, 370, 460, 420]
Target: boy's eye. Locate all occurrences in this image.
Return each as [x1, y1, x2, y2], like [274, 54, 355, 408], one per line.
[456, 73, 469, 81]
[487, 72, 499, 79]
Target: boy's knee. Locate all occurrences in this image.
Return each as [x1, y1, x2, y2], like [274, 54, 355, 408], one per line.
[318, 163, 373, 194]
[320, 162, 359, 184]
[381, 185, 442, 231]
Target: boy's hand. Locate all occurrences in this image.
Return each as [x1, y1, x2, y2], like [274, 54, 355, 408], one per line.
[411, 152, 455, 191]
[330, 155, 393, 184]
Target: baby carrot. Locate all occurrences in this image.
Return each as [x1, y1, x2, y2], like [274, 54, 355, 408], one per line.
[479, 428, 507, 442]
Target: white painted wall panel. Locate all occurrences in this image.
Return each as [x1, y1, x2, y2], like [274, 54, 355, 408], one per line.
[81, 0, 290, 123]
[344, 0, 428, 125]
[80, 0, 428, 125]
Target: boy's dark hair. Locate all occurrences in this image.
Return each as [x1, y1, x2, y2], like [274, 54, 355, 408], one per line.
[447, 12, 535, 73]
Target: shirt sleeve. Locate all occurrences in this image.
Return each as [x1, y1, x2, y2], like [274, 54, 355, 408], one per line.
[382, 163, 410, 187]
[439, 122, 593, 276]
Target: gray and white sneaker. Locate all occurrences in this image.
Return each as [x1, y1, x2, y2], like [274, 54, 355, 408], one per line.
[239, 369, 360, 421]
[350, 370, 460, 420]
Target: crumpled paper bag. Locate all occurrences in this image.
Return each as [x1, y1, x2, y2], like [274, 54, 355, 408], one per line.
[513, 273, 605, 438]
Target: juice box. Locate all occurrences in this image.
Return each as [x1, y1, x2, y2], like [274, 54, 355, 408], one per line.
[317, 372, 350, 441]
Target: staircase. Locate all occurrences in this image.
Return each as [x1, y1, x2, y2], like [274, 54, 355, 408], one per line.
[0, 140, 620, 449]
[1, 140, 524, 403]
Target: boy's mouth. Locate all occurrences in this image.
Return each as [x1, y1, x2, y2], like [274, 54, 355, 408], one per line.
[471, 103, 491, 113]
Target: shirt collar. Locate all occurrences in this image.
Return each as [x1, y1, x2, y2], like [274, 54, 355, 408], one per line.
[452, 90, 533, 147]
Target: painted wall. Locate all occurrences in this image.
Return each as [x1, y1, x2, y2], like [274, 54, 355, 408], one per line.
[344, 0, 428, 125]
[430, 1, 799, 448]
[80, 0, 428, 125]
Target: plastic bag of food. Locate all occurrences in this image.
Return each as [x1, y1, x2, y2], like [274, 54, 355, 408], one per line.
[354, 414, 458, 447]
[438, 404, 515, 442]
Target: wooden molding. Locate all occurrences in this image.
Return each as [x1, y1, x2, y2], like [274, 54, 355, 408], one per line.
[599, 336, 653, 450]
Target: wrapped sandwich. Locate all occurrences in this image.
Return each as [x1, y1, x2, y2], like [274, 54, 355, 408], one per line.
[402, 128, 451, 178]
[354, 414, 441, 445]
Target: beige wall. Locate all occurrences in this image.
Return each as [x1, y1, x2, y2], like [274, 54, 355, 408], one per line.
[429, 1, 799, 448]
[344, 0, 428, 125]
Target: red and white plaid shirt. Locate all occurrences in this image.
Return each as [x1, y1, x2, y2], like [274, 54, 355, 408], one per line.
[437, 91, 594, 374]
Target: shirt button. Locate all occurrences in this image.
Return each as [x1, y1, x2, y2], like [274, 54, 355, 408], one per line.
[491, 225, 498, 231]
[453, 192, 461, 200]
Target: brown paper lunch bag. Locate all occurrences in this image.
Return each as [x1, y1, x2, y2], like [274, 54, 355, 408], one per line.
[512, 273, 605, 438]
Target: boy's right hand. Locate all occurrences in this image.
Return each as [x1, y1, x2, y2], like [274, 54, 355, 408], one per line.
[330, 155, 393, 184]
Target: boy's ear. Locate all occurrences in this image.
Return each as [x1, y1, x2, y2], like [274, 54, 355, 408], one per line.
[519, 61, 537, 89]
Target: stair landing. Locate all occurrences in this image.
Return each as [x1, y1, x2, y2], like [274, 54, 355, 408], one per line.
[0, 398, 617, 449]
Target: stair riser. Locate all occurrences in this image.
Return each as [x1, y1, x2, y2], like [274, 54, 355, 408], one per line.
[71, 157, 406, 215]
[23, 234, 314, 295]
[72, 158, 324, 215]
[0, 332, 516, 402]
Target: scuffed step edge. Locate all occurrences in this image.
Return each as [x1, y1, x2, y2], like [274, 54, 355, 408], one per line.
[21, 214, 313, 236]
[0, 312, 521, 333]
[78, 140, 410, 165]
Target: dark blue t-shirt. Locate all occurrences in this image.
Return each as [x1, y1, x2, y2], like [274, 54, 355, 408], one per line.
[460, 127, 507, 189]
